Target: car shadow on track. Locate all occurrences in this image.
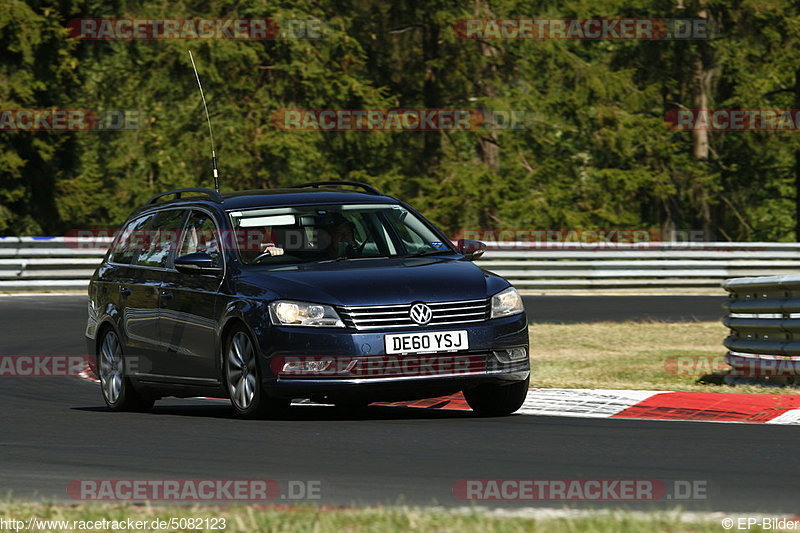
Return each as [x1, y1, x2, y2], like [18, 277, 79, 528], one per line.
[71, 404, 481, 421]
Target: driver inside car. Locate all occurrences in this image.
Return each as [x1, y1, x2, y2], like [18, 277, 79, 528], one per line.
[321, 214, 358, 258]
[253, 213, 358, 259]
[253, 228, 285, 258]
[260, 240, 284, 256]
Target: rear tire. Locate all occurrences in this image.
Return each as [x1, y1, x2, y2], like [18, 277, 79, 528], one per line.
[97, 328, 154, 412]
[224, 325, 290, 419]
[464, 377, 529, 416]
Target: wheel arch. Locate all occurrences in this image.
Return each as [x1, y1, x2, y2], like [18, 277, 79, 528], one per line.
[218, 315, 264, 375]
[219, 297, 269, 348]
[94, 319, 122, 356]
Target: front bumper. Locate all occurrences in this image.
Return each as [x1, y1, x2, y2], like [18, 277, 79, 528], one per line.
[263, 361, 529, 402]
[256, 312, 530, 401]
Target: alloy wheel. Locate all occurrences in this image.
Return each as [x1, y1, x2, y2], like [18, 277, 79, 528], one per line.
[227, 331, 257, 410]
[99, 331, 123, 404]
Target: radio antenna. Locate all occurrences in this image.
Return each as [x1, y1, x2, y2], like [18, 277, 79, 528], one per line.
[188, 50, 219, 192]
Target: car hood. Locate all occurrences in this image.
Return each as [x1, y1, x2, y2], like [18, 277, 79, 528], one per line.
[239, 257, 508, 306]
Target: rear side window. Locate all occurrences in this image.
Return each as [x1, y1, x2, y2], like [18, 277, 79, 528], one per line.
[135, 209, 187, 268]
[178, 211, 222, 268]
[110, 214, 155, 265]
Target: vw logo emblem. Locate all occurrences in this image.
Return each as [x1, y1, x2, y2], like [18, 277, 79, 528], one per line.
[409, 303, 433, 325]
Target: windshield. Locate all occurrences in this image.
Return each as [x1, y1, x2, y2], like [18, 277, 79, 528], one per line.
[228, 203, 453, 265]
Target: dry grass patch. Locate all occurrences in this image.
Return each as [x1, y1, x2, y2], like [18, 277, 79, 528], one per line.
[528, 322, 800, 394]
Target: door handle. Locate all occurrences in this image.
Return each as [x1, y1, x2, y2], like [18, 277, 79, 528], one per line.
[161, 291, 173, 300]
[119, 287, 131, 297]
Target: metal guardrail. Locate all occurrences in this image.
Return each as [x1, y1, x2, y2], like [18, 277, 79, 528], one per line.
[481, 241, 800, 289]
[3, 237, 800, 291]
[722, 275, 800, 374]
[0, 237, 110, 291]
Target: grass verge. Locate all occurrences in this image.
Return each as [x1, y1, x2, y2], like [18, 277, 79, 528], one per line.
[0, 502, 764, 533]
[528, 321, 800, 394]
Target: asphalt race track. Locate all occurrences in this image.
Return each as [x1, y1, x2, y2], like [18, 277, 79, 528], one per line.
[4, 294, 798, 513]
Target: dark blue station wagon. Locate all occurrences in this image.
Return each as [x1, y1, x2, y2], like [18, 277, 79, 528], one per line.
[86, 181, 530, 417]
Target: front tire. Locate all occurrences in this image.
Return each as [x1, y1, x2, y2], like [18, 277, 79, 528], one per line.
[97, 328, 154, 412]
[224, 326, 289, 419]
[464, 377, 529, 416]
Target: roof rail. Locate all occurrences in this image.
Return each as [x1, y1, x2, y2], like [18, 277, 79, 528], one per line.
[146, 188, 224, 205]
[290, 181, 382, 196]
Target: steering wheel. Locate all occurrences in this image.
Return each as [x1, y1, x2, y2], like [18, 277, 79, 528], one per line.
[252, 251, 277, 264]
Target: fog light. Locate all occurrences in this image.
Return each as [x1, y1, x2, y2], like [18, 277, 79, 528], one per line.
[280, 358, 336, 375]
[492, 347, 528, 363]
[507, 347, 527, 360]
[305, 359, 332, 372]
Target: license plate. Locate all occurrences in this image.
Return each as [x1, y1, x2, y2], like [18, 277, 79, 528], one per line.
[384, 330, 469, 355]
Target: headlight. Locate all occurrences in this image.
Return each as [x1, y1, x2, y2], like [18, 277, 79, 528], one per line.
[269, 300, 345, 327]
[490, 287, 524, 319]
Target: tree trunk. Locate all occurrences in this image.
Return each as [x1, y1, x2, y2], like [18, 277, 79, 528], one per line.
[421, 22, 441, 172]
[692, 2, 713, 240]
[794, 69, 800, 240]
[475, 0, 499, 171]
[692, 55, 709, 161]
[692, 4, 710, 161]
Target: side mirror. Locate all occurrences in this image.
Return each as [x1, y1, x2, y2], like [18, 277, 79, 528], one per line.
[456, 238, 487, 261]
[174, 252, 221, 274]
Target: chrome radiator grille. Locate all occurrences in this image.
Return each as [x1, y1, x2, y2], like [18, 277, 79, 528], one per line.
[338, 298, 490, 330]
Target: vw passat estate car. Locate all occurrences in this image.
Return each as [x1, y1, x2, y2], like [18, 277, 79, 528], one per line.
[86, 181, 530, 418]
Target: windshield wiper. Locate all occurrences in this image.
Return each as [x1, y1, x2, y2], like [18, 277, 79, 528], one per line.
[315, 255, 382, 263]
[402, 249, 455, 258]
[314, 250, 453, 263]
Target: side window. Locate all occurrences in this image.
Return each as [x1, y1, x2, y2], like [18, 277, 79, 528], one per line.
[179, 211, 222, 268]
[136, 209, 187, 268]
[111, 214, 155, 265]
